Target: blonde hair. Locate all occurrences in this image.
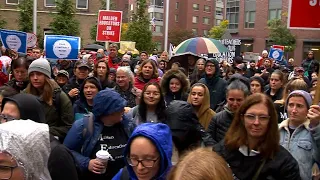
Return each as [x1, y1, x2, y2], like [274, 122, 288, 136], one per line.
[168, 148, 233, 180]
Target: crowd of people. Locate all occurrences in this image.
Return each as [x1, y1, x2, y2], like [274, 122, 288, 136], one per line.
[0, 43, 319, 180]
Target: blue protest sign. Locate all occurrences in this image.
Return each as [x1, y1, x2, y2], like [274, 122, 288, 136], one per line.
[45, 35, 81, 60]
[268, 48, 284, 62]
[0, 29, 27, 54]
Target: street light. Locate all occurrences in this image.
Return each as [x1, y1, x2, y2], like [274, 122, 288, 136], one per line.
[33, 0, 37, 34]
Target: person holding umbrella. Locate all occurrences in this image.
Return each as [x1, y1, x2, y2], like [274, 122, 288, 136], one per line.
[198, 58, 227, 110]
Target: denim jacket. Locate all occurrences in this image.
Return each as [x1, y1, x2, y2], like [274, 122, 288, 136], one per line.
[279, 119, 320, 180]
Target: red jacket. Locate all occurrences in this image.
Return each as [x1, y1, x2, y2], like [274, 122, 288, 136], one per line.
[134, 76, 160, 90]
[108, 56, 120, 70]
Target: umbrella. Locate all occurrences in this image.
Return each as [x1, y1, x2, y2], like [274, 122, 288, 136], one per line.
[173, 37, 229, 55]
[167, 52, 202, 75]
[84, 44, 105, 51]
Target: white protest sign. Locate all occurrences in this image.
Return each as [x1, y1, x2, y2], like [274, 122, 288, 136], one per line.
[53, 40, 72, 59]
[6, 35, 22, 51]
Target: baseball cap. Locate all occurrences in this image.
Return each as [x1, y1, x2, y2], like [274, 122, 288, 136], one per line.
[56, 70, 69, 79]
[295, 67, 304, 72]
[75, 61, 90, 69]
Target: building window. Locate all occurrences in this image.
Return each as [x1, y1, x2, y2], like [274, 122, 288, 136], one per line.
[150, 25, 163, 33]
[150, 0, 163, 7]
[175, 15, 178, 22]
[204, 5, 211, 12]
[76, 0, 88, 9]
[245, 11, 255, 28]
[149, 12, 164, 20]
[6, 0, 19, 4]
[45, 0, 56, 7]
[226, 0, 240, 29]
[268, 9, 281, 20]
[203, 17, 210, 25]
[216, 19, 221, 25]
[193, 4, 200, 10]
[203, 30, 209, 37]
[176, 2, 179, 9]
[192, 16, 199, 23]
[216, 9, 223, 16]
[192, 28, 198, 35]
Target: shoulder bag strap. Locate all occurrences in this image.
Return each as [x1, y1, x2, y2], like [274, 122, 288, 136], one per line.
[252, 159, 266, 180]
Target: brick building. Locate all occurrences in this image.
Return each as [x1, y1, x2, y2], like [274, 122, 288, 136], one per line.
[224, 0, 320, 64]
[0, 0, 128, 46]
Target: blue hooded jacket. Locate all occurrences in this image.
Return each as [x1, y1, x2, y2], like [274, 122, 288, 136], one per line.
[64, 89, 136, 171]
[112, 123, 173, 180]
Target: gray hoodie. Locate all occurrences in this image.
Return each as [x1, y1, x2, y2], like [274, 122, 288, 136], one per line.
[0, 120, 52, 180]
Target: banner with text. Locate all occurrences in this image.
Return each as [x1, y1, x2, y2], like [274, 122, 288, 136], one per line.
[45, 35, 81, 60]
[0, 29, 27, 54]
[96, 10, 122, 42]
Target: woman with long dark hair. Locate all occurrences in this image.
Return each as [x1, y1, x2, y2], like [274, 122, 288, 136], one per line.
[213, 93, 301, 180]
[128, 82, 166, 125]
[6, 57, 29, 92]
[93, 59, 115, 89]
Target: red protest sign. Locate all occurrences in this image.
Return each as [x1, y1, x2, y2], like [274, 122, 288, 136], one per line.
[96, 10, 122, 42]
[288, 0, 320, 30]
[272, 45, 284, 51]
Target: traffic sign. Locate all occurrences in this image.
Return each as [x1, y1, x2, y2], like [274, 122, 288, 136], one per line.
[96, 10, 122, 42]
[268, 48, 284, 62]
[0, 29, 27, 53]
[288, 0, 320, 30]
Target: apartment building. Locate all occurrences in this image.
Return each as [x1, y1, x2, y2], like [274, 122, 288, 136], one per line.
[224, 0, 320, 63]
[0, 0, 128, 45]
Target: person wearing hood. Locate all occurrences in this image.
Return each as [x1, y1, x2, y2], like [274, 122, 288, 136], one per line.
[73, 77, 102, 121]
[188, 83, 216, 130]
[5, 57, 29, 92]
[1, 93, 79, 180]
[160, 69, 190, 105]
[198, 58, 227, 110]
[0, 120, 52, 180]
[64, 89, 136, 180]
[1, 93, 45, 123]
[207, 79, 249, 144]
[112, 123, 172, 180]
[26, 58, 74, 142]
[63, 61, 90, 104]
[301, 51, 319, 81]
[165, 101, 214, 163]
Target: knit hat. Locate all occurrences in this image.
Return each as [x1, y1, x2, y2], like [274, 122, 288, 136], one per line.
[28, 58, 51, 78]
[56, 70, 69, 79]
[262, 50, 268, 55]
[286, 90, 312, 109]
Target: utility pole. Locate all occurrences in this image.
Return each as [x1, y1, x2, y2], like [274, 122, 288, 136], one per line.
[105, 0, 110, 50]
[164, 0, 169, 51]
[33, 0, 37, 34]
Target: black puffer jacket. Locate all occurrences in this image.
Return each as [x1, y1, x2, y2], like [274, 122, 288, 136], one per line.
[207, 109, 234, 144]
[213, 141, 301, 180]
[165, 101, 214, 151]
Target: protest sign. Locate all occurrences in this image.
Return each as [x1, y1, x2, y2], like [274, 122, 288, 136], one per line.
[96, 10, 122, 42]
[268, 48, 284, 62]
[27, 33, 37, 48]
[45, 35, 80, 60]
[0, 29, 27, 53]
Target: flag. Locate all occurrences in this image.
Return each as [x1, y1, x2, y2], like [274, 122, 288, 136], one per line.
[150, 17, 156, 32]
[169, 43, 174, 58]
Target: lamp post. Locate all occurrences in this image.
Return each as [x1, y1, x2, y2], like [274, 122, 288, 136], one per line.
[164, 0, 169, 51]
[33, 0, 37, 34]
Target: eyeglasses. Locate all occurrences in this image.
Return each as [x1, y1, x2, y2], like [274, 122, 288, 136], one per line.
[243, 114, 270, 123]
[0, 165, 18, 180]
[0, 114, 15, 124]
[127, 157, 159, 168]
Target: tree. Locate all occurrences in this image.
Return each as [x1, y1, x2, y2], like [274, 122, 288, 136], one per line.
[49, 0, 80, 36]
[267, 19, 296, 51]
[90, 0, 116, 41]
[18, 0, 33, 32]
[208, 20, 229, 40]
[122, 0, 154, 52]
[0, 5, 7, 29]
[168, 28, 194, 46]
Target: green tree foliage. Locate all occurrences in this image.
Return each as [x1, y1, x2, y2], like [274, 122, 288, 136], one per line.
[168, 28, 194, 46]
[18, 0, 33, 32]
[208, 20, 229, 40]
[122, 0, 154, 52]
[267, 19, 296, 51]
[90, 0, 116, 41]
[0, 5, 7, 29]
[49, 0, 80, 36]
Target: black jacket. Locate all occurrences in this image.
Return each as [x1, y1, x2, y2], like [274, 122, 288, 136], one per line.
[213, 141, 301, 180]
[207, 109, 233, 144]
[62, 76, 84, 104]
[165, 101, 215, 152]
[265, 87, 283, 102]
